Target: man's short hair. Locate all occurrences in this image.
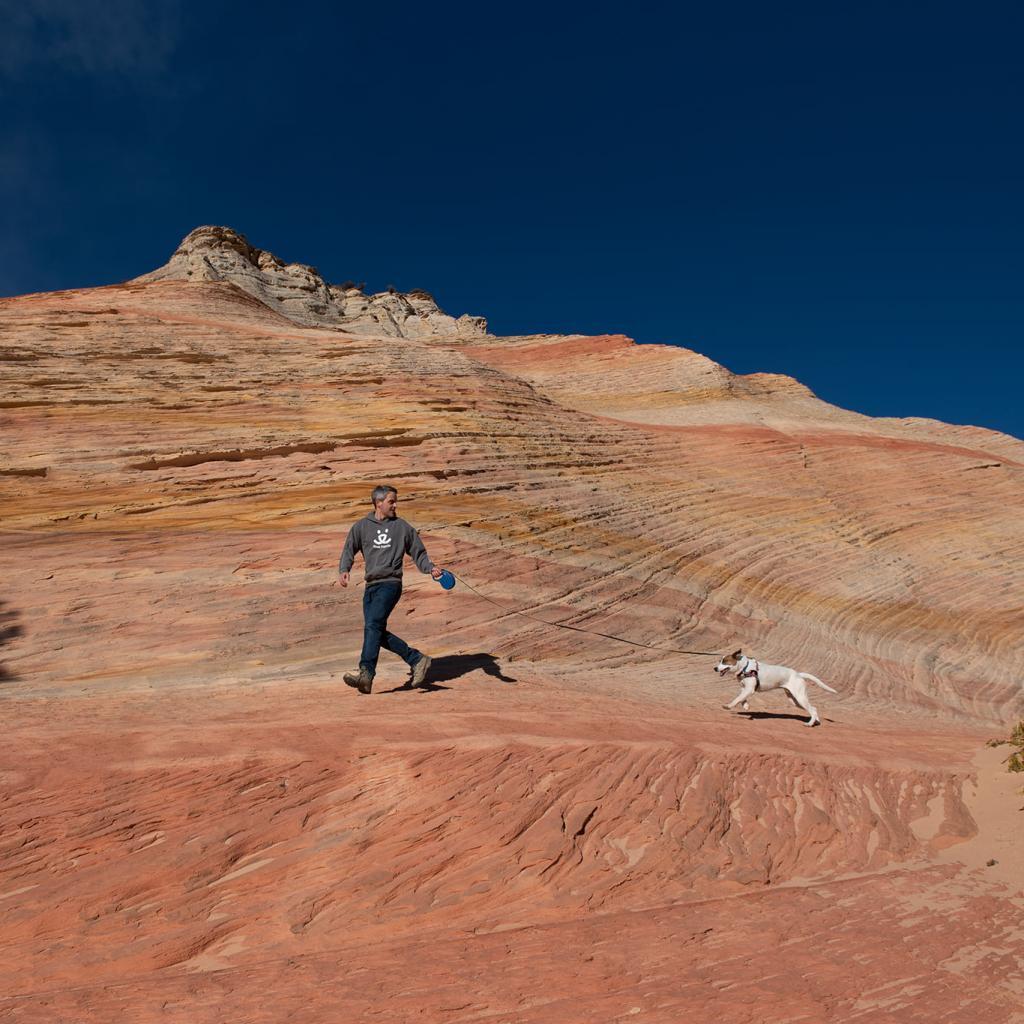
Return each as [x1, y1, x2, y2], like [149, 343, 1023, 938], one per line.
[371, 485, 398, 506]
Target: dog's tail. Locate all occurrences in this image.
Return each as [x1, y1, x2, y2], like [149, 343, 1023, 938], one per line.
[799, 672, 837, 693]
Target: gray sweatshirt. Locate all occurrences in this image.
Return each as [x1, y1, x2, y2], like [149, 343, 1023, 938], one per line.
[338, 513, 435, 586]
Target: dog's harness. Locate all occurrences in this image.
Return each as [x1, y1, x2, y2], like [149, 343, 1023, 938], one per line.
[737, 657, 761, 690]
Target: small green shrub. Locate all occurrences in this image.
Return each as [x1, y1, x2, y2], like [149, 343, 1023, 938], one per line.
[992, 720, 1024, 774]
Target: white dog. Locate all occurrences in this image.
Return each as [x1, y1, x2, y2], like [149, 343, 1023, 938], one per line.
[714, 649, 836, 727]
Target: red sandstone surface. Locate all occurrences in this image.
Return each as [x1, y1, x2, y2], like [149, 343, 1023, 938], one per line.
[1, 231, 1022, 1022]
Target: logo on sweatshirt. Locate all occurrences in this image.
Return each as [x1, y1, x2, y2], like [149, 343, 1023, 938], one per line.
[373, 528, 392, 551]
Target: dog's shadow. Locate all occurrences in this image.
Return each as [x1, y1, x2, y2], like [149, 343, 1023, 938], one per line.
[738, 711, 836, 725]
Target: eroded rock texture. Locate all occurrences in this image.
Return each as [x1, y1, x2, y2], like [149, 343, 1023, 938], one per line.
[134, 225, 490, 338]
[1, 229, 1022, 1022]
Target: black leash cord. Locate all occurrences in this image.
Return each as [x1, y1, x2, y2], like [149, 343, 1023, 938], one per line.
[450, 571, 720, 658]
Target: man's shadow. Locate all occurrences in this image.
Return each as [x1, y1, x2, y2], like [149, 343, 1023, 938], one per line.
[381, 653, 516, 694]
[0, 600, 24, 683]
[429, 653, 516, 685]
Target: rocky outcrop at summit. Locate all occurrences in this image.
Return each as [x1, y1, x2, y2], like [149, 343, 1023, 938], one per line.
[134, 225, 490, 339]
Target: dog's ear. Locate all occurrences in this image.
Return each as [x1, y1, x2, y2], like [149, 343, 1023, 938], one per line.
[731, 649, 742, 658]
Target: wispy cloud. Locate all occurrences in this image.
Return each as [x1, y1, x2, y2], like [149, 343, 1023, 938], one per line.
[0, 0, 182, 79]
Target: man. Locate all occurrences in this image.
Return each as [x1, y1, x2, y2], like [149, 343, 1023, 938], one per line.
[334, 485, 445, 694]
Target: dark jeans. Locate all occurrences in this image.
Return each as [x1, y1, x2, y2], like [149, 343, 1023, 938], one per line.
[359, 580, 422, 676]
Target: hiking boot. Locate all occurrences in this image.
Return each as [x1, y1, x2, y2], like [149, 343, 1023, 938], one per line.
[410, 654, 432, 688]
[342, 667, 374, 694]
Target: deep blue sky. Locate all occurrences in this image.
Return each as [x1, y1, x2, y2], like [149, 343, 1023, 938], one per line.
[2, 1, 1022, 438]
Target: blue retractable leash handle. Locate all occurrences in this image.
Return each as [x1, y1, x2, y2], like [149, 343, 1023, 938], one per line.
[435, 568, 718, 658]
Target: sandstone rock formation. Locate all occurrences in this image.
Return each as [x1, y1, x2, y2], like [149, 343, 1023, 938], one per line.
[134, 225, 490, 338]
[1, 228, 1022, 1022]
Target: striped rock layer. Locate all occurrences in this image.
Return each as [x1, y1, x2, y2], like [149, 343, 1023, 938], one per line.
[1, 230, 1022, 1022]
